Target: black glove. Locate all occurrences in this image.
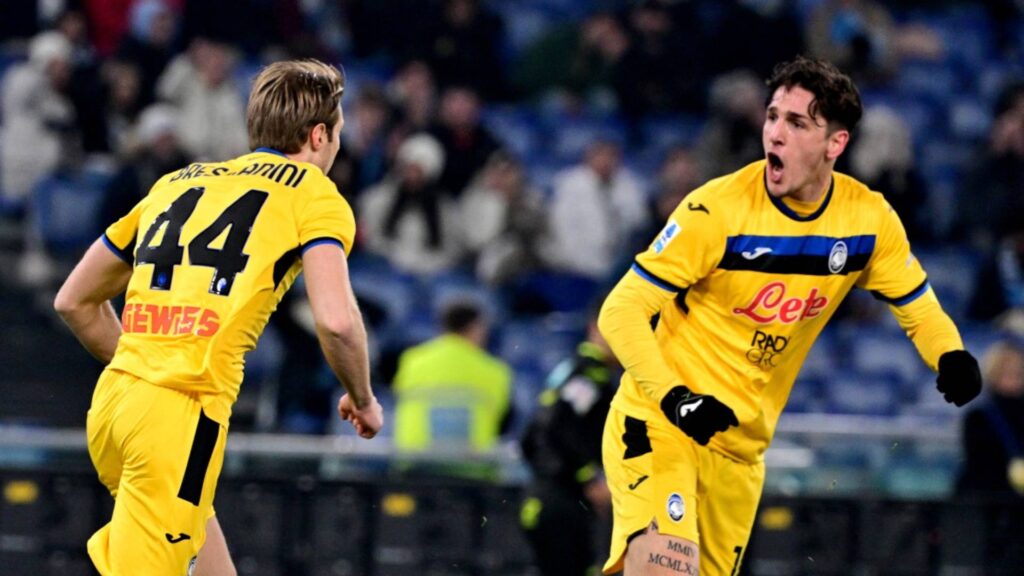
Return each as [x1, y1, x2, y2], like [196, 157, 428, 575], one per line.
[660, 385, 739, 445]
[936, 350, 982, 407]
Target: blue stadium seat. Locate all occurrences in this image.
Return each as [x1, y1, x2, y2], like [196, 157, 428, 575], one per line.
[639, 114, 705, 154]
[919, 139, 974, 178]
[861, 92, 941, 152]
[787, 377, 826, 414]
[337, 58, 393, 101]
[31, 163, 114, 257]
[948, 96, 993, 141]
[960, 325, 1009, 361]
[924, 7, 996, 71]
[914, 248, 978, 322]
[824, 373, 899, 416]
[481, 106, 546, 161]
[523, 156, 564, 197]
[509, 363, 546, 436]
[349, 266, 420, 329]
[800, 327, 840, 382]
[496, 319, 545, 367]
[424, 268, 505, 324]
[546, 114, 627, 163]
[896, 62, 959, 105]
[495, 2, 561, 59]
[849, 327, 925, 386]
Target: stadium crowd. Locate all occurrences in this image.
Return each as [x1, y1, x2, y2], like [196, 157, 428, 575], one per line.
[1, 0, 1023, 439]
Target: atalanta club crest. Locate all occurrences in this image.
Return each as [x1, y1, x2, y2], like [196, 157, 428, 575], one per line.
[828, 240, 848, 274]
[667, 493, 685, 522]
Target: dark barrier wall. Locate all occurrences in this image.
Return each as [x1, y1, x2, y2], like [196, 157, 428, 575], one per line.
[1, 467, 1022, 576]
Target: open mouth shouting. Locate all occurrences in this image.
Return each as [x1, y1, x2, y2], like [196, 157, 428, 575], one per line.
[766, 152, 784, 185]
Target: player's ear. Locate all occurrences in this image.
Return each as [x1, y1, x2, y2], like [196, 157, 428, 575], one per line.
[309, 122, 328, 151]
[826, 128, 850, 161]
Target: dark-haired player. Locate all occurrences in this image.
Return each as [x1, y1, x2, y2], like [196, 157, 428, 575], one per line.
[598, 56, 982, 575]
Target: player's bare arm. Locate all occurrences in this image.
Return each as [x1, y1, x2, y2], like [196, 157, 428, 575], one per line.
[302, 242, 382, 438]
[625, 522, 699, 576]
[54, 238, 133, 364]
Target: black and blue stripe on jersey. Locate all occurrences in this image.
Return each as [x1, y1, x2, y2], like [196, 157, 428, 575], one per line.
[719, 234, 875, 275]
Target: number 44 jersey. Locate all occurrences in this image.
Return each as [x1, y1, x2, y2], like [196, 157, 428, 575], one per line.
[103, 150, 355, 426]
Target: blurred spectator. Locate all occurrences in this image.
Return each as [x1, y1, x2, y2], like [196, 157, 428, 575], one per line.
[844, 105, 930, 243]
[156, 37, 247, 161]
[542, 140, 648, 282]
[520, 307, 619, 576]
[643, 146, 701, 246]
[512, 12, 628, 110]
[101, 59, 144, 154]
[271, 290, 335, 434]
[430, 85, 501, 198]
[115, 0, 178, 107]
[696, 69, 765, 180]
[343, 83, 394, 197]
[461, 151, 548, 285]
[57, 8, 111, 154]
[387, 59, 438, 139]
[1, 31, 77, 208]
[359, 133, 463, 275]
[957, 339, 1024, 500]
[807, 0, 943, 86]
[962, 81, 1024, 251]
[392, 299, 512, 452]
[615, 0, 707, 118]
[420, 0, 506, 99]
[970, 221, 1024, 323]
[98, 104, 190, 229]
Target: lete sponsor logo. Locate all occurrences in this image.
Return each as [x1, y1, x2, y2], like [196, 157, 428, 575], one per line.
[733, 282, 829, 324]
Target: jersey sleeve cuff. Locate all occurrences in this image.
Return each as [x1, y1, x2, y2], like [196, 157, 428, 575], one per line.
[300, 237, 346, 255]
[102, 233, 134, 264]
[871, 279, 930, 307]
[631, 262, 685, 293]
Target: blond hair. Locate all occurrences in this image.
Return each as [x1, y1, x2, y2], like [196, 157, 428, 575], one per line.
[247, 59, 345, 153]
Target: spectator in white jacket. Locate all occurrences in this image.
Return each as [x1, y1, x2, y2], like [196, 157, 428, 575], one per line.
[156, 37, 247, 161]
[543, 139, 648, 280]
[359, 133, 464, 275]
[1, 31, 76, 207]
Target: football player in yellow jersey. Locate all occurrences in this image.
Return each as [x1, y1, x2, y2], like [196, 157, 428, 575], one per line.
[54, 59, 383, 575]
[597, 56, 983, 576]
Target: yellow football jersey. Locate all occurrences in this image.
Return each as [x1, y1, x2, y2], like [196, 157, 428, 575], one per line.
[609, 160, 959, 463]
[102, 149, 355, 425]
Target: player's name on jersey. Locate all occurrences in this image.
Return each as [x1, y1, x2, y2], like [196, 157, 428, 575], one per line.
[121, 303, 221, 337]
[169, 161, 308, 188]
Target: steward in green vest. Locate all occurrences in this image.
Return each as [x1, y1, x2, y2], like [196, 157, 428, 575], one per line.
[393, 300, 512, 452]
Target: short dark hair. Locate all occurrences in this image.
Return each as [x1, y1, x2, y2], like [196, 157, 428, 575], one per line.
[766, 56, 863, 133]
[441, 300, 483, 333]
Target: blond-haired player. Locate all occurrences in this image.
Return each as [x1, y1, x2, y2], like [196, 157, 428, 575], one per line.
[55, 59, 382, 575]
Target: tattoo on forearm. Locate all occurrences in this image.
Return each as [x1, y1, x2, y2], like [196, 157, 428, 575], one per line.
[667, 540, 695, 557]
[648, 552, 698, 574]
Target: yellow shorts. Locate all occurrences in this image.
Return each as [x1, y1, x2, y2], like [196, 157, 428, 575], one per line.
[601, 406, 764, 576]
[86, 369, 226, 575]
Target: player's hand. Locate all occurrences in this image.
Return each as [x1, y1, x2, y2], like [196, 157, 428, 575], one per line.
[660, 385, 739, 445]
[936, 350, 981, 407]
[337, 394, 384, 439]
